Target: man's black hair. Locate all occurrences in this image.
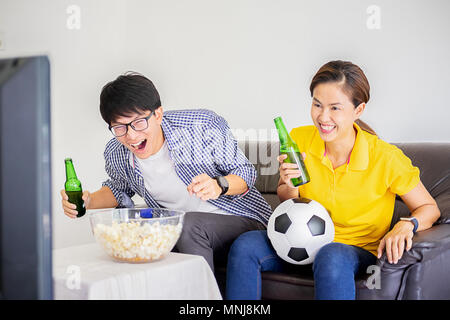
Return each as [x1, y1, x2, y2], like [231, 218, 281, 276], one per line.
[99, 72, 161, 125]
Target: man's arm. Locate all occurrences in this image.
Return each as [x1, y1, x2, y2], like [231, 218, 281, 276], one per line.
[187, 173, 248, 201]
[87, 186, 119, 209]
[210, 114, 257, 192]
[61, 185, 118, 219]
[187, 112, 257, 200]
[222, 174, 248, 195]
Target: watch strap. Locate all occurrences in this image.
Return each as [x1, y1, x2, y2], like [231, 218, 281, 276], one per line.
[400, 217, 419, 234]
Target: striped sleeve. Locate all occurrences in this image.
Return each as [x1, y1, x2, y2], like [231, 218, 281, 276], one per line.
[101, 141, 135, 206]
[210, 113, 257, 192]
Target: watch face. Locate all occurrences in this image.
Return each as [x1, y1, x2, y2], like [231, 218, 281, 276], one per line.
[215, 176, 229, 195]
[218, 176, 228, 188]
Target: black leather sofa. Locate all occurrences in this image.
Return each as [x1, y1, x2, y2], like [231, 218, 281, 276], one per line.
[215, 141, 450, 300]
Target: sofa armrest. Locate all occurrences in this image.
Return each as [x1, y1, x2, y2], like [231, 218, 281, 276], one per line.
[435, 192, 450, 224]
[378, 223, 450, 267]
[357, 223, 450, 299]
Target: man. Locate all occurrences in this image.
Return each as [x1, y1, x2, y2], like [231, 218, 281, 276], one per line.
[61, 72, 272, 271]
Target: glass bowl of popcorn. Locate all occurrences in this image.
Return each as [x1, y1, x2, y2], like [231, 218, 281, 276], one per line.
[89, 208, 185, 263]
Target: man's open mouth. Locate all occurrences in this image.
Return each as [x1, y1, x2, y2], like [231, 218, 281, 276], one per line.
[130, 139, 147, 150]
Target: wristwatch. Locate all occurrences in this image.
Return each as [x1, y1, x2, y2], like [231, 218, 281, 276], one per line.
[214, 176, 229, 196]
[400, 217, 419, 234]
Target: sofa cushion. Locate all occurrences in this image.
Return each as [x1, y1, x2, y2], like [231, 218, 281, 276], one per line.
[261, 193, 280, 211]
[238, 140, 280, 194]
[394, 143, 450, 198]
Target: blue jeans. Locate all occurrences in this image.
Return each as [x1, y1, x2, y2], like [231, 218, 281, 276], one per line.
[226, 230, 377, 300]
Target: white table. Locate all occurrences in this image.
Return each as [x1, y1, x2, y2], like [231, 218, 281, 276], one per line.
[53, 243, 222, 300]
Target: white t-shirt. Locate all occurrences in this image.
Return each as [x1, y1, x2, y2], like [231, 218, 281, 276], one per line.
[135, 141, 230, 215]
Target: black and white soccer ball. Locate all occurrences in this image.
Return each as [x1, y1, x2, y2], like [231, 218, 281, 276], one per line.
[267, 198, 334, 265]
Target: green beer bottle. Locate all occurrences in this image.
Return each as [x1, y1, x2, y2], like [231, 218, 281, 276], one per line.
[64, 158, 86, 218]
[274, 117, 310, 187]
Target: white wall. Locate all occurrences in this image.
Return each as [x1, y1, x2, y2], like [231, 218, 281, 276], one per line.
[1, 0, 449, 249]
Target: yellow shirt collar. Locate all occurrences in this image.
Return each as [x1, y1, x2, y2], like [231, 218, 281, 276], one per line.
[309, 122, 369, 171]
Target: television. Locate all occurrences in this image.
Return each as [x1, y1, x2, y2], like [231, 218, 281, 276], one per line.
[0, 56, 53, 299]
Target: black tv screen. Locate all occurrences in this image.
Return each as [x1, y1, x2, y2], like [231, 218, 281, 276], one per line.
[0, 56, 52, 299]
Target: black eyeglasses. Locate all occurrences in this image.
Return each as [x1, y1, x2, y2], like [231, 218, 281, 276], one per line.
[109, 111, 155, 137]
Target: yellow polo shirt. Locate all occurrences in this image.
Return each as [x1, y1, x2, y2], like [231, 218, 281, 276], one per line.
[290, 123, 420, 256]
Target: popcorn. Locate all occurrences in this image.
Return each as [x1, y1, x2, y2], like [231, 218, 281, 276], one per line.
[93, 220, 182, 262]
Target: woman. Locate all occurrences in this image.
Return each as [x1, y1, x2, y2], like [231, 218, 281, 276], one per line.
[226, 60, 441, 300]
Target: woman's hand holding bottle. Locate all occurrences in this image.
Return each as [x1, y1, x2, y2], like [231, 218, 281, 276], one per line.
[277, 152, 306, 188]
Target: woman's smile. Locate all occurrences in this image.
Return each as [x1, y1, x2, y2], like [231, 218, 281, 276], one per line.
[319, 122, 337, 134]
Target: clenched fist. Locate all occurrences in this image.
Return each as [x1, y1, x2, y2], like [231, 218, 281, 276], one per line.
[187, 173, 223, 201]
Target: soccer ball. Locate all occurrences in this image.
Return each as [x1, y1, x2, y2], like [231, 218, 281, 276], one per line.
[267, 198, 334, 265]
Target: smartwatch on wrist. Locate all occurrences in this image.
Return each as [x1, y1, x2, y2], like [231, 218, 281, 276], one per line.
[400, 217, 419, 234]
[214, 176, 229, 196]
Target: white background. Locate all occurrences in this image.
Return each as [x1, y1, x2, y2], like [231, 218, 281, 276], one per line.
[0, 0, 449, 249]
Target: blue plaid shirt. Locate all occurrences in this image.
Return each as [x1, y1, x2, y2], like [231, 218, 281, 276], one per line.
[102, 108, 272, 226]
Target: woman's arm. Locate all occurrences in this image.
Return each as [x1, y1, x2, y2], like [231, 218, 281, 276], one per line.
[377, 180, 441, 263]
[277, 177, 300, 202]
[276, 154, 305, 202]
[398, 180, 441, 231]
